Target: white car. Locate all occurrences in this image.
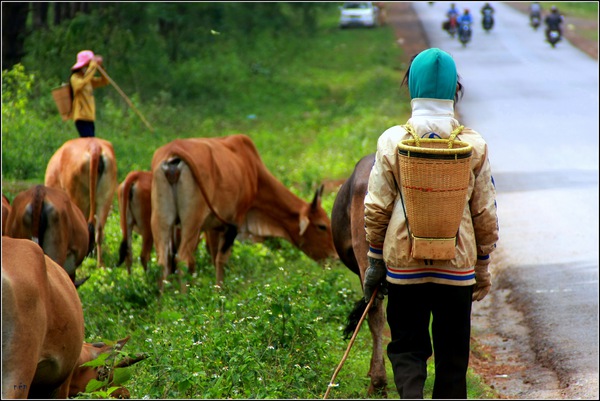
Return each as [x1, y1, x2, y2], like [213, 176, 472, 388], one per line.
[339, 2, 380, 29]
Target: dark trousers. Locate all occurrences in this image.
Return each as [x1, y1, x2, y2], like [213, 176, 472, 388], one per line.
[75, 120, 95, 137]
[386, 283, 473, 399]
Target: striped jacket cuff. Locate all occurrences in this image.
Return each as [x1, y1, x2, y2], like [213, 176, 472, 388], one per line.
[368, 244, 383, 259]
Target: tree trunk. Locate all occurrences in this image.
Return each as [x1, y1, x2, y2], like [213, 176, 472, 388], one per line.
[32, 2, 49, 30]
[1, 2, 29, 69]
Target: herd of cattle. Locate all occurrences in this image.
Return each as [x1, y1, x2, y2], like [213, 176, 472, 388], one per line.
[1, 134, 388, 398]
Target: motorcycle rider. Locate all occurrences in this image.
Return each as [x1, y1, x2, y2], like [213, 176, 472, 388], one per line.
[481, 3, 494, 29]
[530, 1, 541, 19]
[447, 3, 459, 20]
[545, 6, 564, 37]
[444, 3, 460, 32]
[457, 8, 473, 27]
[481, 2, 494, 16]
[529, 1, 542, 28]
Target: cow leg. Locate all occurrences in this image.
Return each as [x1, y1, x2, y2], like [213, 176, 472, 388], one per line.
[151, 172, 178, 294]
[367, 301, 388, 396]
[124, 218, 134, 275]
[140, 231, 153, 272]
[174, 167, 206, 293]
[95, 161, 117, 268]
[205, 225, 237, 286]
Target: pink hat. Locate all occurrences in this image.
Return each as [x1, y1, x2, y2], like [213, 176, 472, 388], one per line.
[71, 50, 95, 70]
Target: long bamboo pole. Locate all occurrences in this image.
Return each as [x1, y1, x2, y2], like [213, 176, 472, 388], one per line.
[323, 288, 378, 399]
[96, 65, 154, 132]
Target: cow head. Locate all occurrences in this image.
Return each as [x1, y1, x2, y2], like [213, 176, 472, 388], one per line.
[297, 185, 339, 261]
[69, 336, 147, 399]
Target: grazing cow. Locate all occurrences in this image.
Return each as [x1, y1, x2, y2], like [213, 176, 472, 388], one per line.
[1, 237, 144, 399]
[5, 185, 91, 284]
[117, 171, 154, 274]
[2, 194, 11, 235]
[151, 134, 338, 292]
[68, 336, 147, 399]
[44, 137, 117, 267]
[331, 153, 388, 396]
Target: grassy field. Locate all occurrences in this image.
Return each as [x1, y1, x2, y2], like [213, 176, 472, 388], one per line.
[2, 7, 496, 400]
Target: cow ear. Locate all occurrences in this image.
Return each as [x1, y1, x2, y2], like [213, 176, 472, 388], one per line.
[299, 214, 310, 236]
[115, 335, 131, 350]
[310, 184, 324, 210]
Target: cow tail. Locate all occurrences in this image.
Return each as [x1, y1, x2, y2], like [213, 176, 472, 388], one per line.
[87, 141, 103, 248]
[117, 173, 136, 266]
[343, 298, 368, 340]
[31, 185, 48, 248]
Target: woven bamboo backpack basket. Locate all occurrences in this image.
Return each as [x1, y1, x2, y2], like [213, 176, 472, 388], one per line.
[397, 124, 473, 260]
[51, 83, 72, 121]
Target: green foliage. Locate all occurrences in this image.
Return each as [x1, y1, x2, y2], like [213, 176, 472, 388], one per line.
[546, 2, 598, 18]
[2, 64, 35, 124]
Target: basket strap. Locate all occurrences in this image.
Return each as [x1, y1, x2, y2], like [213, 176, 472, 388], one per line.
[401, 124, 420, 147]
[402, 123, 465, 149]
[447, 125, 465, 149]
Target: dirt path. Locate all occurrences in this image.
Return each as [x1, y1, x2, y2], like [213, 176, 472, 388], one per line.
[382, 2, 597, 399]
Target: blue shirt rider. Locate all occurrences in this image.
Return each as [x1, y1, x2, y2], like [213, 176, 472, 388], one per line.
[457, 9, 473, 26]
[447, 3, 459, 19]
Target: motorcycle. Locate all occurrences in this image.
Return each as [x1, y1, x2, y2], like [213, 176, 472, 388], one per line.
[546, 28, 561, 47]
[458, 21, 472, 46]
[482, 10, 494, 32]
[443, 15, 458, 37]
[530, 12, 541, 30]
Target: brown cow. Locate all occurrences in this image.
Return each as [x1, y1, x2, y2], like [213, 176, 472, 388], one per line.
[5, 185, 91, 284]
[2, 193, 11, 236]
[2, 236, 84, 398]
[331, 153, 388, 396]
[117, 171, 154, 274]
[151, 134, 338, 293]
[44, 137, 117, 267]
[1, 237, 143, 399]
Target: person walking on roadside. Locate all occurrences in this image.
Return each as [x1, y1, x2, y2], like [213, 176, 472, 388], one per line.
[362, 47, 499, 399]
[70, 50, 109, 138]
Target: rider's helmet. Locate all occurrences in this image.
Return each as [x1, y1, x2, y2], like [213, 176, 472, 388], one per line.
[551, 6, 558, 12]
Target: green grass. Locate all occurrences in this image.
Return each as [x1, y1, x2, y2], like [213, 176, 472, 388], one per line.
[2, 9, 496, 400]
[548, 2, 598, 18]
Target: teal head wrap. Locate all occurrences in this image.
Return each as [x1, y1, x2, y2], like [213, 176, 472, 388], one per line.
[408, 48, 457, 100]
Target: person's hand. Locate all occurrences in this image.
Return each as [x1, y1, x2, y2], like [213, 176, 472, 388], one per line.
[94, 55, 103, 65]
[363, 257, 388, 306]
[472, 257, 492, 301]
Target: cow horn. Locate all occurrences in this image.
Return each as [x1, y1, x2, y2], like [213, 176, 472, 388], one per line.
[311, 184, 324, 210]
[115, 353, 148, 368]
[115, 335, 131, 350]
[75, 275, 91, 289]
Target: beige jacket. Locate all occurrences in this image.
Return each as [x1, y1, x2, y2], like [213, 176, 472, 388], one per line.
[364, 98, 499, 286]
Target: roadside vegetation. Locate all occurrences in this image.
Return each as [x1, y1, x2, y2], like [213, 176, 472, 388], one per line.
[2, 3, 496, 399]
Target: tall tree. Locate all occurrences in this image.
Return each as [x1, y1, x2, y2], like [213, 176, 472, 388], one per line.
[2, 2, 29, 69]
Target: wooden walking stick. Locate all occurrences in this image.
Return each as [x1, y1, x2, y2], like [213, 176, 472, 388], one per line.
[96, 65, 154, 132]
[323, 287, 378, 399]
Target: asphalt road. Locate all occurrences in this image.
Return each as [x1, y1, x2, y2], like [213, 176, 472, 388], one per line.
[411, 1, 599, 398]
